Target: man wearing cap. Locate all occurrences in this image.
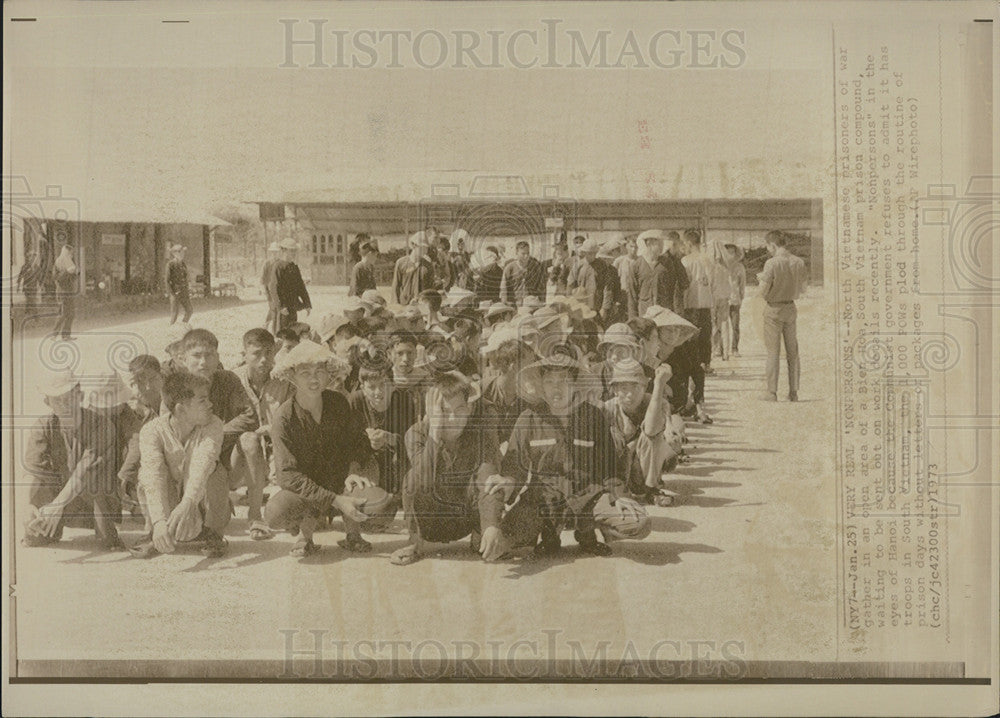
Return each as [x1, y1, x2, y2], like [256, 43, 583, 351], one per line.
[680, 229, 723, 422]
[540, 241, 571, 301]
[270, 239, 312, 331]
[449, 230, 473, 290]
[393, 232, 436, 306]
[570, 238, 619, 327]
[759, 230, 807, 401]
[502, 241, 545, 307]
[261, 241, 281, 333]
[390, 371, 513, 565]
[473, 246, 504, 304]
[22, 370, 124, 550]
[165, 243, 193, 325]
[51, 241, 78, 340]
[604, 362, 681, 506]
[349, 241, 378, 297]
[499, 355, 651, 557]
[265, 341, 394, 556]
[481, 330, 539, 450]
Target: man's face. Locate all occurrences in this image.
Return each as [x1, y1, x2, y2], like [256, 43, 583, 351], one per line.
[457, 239, 465, 251]
[47, 387, 81, 417]
[411, 245, 424, 262]
[291, 363, 330, 396]
[391, 342, 416, 374]
[484, 251, 498, 267]
[516, 246, 531, 265]
[574, 239, 584, 254]
[645, 238, 663, 257]
[439, 384, 470, 415]
[243, 343, 274, 378]
[183, 343, 220, 380]
[626, 240, 638, 258]
[539, 368, 573, 412]
[361, 375, 390, 411]
[178, 385, 214, 427]
[613, 380, 645, 413]
[580, 250, 596, 266]
[282, 248, 297, 260]
[129, 368, 164, 408]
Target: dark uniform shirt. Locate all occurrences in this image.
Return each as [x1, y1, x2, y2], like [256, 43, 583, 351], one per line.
[166, 259, 189, 295]
[271, 390, 372, 505]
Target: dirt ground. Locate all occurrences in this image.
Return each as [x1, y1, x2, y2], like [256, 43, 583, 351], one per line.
[8, 285, 839, 675]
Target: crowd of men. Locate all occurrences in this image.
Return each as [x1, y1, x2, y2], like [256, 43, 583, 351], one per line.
[20, 227, 806, 565]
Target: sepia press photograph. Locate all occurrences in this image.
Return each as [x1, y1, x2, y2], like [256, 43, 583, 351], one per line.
[2, 1, 997, 716]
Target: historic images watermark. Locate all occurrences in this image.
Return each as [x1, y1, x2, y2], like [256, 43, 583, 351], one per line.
[279, 628, 748, 680]
[279, 20, 747, 70]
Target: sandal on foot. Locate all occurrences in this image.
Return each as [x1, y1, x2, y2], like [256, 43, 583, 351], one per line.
[290, 539, 319, 557]
[247, 520, 275, 541]
[390, 544, 422, 565]
[337, 534, 373, 553]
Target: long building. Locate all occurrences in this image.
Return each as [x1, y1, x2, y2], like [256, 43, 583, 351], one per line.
[252, 175, 822, 286]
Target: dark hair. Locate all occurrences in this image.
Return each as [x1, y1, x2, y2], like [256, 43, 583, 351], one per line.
[334, 323, 357, 340]
[358, 364, 391, 384]
[666, 230, 681, 242]
[450, 317, 482, 341]
[515, 240, 530, 252]
[540, 362, 580, 381]
[360, 242, 377, 255]
[492, 339, 536, 373]
[128, 354, 161, 375]
[683, 228, 702, 245]
[162, 371, 210, 413]
[388, 330, 419, 349]
[181, 328, 219, 352]
[290, 322, 312, 339]
[355, 232, 371, 243]
[431, 371, 473, 397]
[275, 328, 300, 343]
[243, 327, 275, 350]
[766, 230, 787, 247]
[417, 289, 443, 312]
[626, 317, 657, 342]
[573, 235, 586, 243]
[438, 237, 451, 251]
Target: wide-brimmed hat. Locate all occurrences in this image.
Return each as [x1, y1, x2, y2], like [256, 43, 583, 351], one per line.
[484, 302, 516, 321]
[360, 289, 386, 309]
[531, 305, 570, 331]
[279, 238, 299, 251]
[267, 242, 281, 253]
[318, 313, 352, 343]
[37, 369, 80, 397]
[390, 304, 423, 320]
[450, 228, 469, 244]
[427, 369, 482, 404]
[341, 295, 367, 315]
[481, 324, 535, 355]
[644, 305, 699, 353]
[636, 229, 664, 245]
[598, 235, 624, 258]
[578, 238, 601, 254]
[597, 322, 641, 352]
[442, 286, 476, 309]
[84, 372, 132, 409]
[516, 295, 544, 316]
[272, 339, 349, 381]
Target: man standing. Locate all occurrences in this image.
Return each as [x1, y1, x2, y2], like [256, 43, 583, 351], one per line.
[659, 231, 690, 313]
[572, 238, 619, 327]
[541, 240, 571, 301]
[680, 229, 722, 424]
[473, 246, 504, 304]
[433, 235, 455, 292]
[759, 230, 807, 401]
[52, 241, 78, 340]
[449, 230, 473, 290]
[613, 236, 639, 296]
[349, 240, 378, 297]
[17, 249, 40, 317]
[271, 238, 311, 331]
[261, 241, 281, 333]
[393, 232, 436, 306]
[501, 241, 545, 307]
[716, 243, 747, 358]
[627, 230, 666, 319]
[166, 243, 194, 325]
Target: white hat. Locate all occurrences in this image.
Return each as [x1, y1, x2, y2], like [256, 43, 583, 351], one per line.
[481, 324, 534, 355]
[643, 305, 699, 353]
[636, 229, 664, 244]
[408, 231, 430, 249]
[450, 228, 470, 243]
[279, 238, 299, 251]
[578, 238, 601, 254]
[169, 243, 187, 254]
[267, 242, 281, 253]
[84, 372, 131, 409]
[36, 369, 80, 397]
[360, 289, 386, 308]
[341, 296, 366, 314]
[485, 302, 516, 321]
[318, 313, 351, 343]
[272, 339, 349, 380]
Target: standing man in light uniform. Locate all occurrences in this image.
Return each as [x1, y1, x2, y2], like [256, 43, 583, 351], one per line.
[758, 230, 808, 402]
[680, 228, 723, 424]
